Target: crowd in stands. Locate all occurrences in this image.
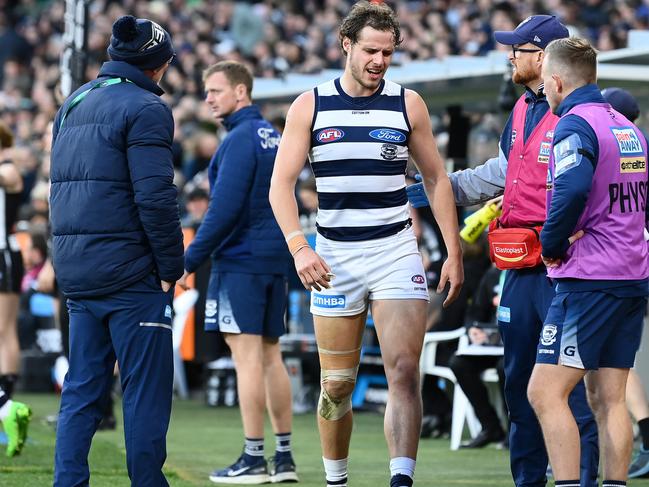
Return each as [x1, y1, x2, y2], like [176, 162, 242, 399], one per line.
[1, 0, 648, 230]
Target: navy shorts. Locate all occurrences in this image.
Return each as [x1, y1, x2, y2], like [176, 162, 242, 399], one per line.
[536, 290, 646, 369]
[204, 271, 287, 338]
[0, 247, 24, 294]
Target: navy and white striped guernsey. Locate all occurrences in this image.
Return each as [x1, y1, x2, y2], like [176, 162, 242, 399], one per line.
[309, 78, 412, 242]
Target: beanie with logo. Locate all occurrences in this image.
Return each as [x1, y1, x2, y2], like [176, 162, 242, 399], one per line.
[107, 15, 174, 70]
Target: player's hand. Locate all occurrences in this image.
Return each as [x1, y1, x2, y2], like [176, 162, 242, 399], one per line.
[176, 271, 190, 291]
[437, 254, 464, 307]
[486, 195, 504, 211]
[293, 247, 332, 291]
[161, 280, 174, 293]
[406, 174, 430, 209]
[568, 230, 584, 245]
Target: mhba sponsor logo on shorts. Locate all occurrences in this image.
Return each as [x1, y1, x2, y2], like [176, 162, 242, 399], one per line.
[312, 293, 346, 309]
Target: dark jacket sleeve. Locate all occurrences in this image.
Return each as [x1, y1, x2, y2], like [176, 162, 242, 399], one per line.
[499, 111, 514, 160]
[126, 103, 184, 282]
[541, 115, 598, 259]
[184, 126, 257, 273]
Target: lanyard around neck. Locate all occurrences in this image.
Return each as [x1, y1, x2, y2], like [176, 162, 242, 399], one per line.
[59, 77, 131, 130]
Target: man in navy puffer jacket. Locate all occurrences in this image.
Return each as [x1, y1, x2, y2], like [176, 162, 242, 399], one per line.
[50, 15, 183, 487]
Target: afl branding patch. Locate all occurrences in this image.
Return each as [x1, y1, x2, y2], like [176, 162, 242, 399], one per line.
[411, 275, 425, 284]
[317, 128, 345, 143]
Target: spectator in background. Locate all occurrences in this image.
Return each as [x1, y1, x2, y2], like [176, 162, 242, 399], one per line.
[0, 119, 31, 457]
[181, 186, 210, 228]
[449, 264, 507, 448]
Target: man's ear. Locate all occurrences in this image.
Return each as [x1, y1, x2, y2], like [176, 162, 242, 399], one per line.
[553, 73, 563, 94]
[342, 36, 351, 55]
[235, 83, 248, 102]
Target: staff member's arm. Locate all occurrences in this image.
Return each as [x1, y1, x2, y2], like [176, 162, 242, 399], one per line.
[407, 112, 512, 208]
[269, 91, 331, 291]
[182, 137, 256, 282]
[540, 117, 597, 265]
[127, 104, 185, 291]
[405, 89, 464, 306]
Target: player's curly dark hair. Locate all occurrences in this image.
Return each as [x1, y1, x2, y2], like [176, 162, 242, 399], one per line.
[339, 1, 402, 55]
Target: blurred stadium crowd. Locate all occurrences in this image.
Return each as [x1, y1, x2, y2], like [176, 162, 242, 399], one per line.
[1, 0, 647, 219]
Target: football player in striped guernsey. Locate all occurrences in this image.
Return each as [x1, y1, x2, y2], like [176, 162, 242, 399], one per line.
[270, 3, 463, 487]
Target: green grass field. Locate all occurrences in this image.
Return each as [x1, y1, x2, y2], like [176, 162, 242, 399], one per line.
[1, 393, 649, 486]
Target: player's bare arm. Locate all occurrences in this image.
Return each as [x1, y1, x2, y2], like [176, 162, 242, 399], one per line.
[269, 91, 331, 291]
[405, 89, 464, 306]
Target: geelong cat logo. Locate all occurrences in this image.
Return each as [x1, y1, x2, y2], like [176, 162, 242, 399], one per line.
[369, 128, 406, 143]
[317, 128, 345, 143]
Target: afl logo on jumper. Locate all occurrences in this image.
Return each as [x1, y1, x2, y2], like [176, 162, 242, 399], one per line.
[492, 242, 528, 262]
[369, 128, 406, 143]
[317, 128, 345, 143]
[380, 143, 398, 160]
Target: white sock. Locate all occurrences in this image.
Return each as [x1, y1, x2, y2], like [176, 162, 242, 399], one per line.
[323, 457, 348, 484]
[0, 399, 12, 421]
[389, 457, 416, 479]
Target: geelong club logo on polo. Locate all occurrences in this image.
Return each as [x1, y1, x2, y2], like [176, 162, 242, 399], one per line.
[139, 21, 166, 51]
[540, 324, 558, 346]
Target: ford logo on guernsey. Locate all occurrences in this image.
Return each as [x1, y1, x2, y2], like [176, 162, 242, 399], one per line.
[369, 128, 406, 143]
[312, 293, 346, 309]
[317, 128, 345, 143]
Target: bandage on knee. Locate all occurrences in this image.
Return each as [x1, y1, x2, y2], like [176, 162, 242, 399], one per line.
[318, 367, 358, 421]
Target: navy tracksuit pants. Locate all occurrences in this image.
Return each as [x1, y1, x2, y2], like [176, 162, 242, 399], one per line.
[498, 267, 598, 487]
[54, 274, 174, 487]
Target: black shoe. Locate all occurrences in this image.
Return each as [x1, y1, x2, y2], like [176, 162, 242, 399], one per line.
[390, 473, 413, 487]
[420, 414, 450, 439]
[209, 454, 270, 484]
[269, 455, 298, 483]
[459, 429, 505, 448]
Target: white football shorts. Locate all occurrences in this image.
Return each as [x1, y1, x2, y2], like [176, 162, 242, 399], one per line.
[310, 226, 429, 317]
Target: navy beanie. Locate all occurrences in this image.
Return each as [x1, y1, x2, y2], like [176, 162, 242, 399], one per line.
[107, 15, 174, 70]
